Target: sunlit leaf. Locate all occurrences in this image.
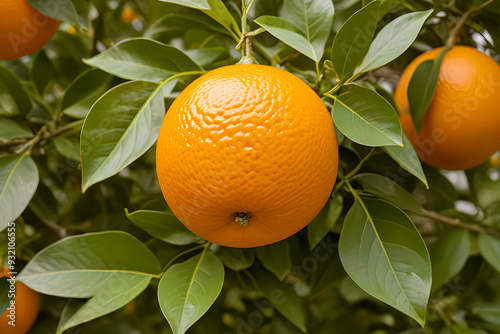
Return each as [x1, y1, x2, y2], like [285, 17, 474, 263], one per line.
[80, 81, 165, 192]
[339, 198, 431, 326]
[0, 154, 39, 232]
[158, 250, 224, 334]
[331, 84, 403, 146]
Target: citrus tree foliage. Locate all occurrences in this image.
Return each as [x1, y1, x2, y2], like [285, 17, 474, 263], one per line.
[1, 0, 500, 333]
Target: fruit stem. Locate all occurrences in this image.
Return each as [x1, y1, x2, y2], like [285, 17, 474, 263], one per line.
[235, 212, 252, 226]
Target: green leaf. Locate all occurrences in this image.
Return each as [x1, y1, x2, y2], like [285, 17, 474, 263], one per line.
[61, 69, 113, 119]
[145, 13, 230, 40]
[158, 249, 224, 334]
[383, 132, 428, 187]
[339, 198, 432, 326]
[27, 0, 80, 27]
[18, 231, 162, 295]
[158, 0, 240, 39]
[408, 48, 448, 133]
[53, 137, 81, 162]
[281, 0, 334, 61]
[478, 234, 500, 274]
[80, 81, 165, 192]
[331, 84, 403, 146]
[0, 277, 9, 317]
[125, 209, 200, 245]
[255, 15, 318, 61]
[29, 181, 59, 222]
[256, 240, 291, 280]
[0, 65, 32, 116]
[252, 265, 306, 332]
[472, 302, 500, 327]
[466, 160, 500, 209]
[355, 9, 433, 75]
[83, 38, 203, 83]
[332, 0, 380, 81]
[308, 193, 343, 250]
[17, 231, 160, 334]
[215, 247, 255, 271]
[0, 154, 39, 232]
[431, 230, 470, 292]
[352, 173, 423, 214]
[56, 276, 149, 334]
[0, 117, 33, 140]
[185, 47, 226, 67]
[31, 50, 55, 96]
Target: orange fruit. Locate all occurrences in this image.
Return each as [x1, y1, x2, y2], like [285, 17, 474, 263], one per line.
[121, 7, 140, 24]
[0, 266, 40, 334]
[394, 46, 500, 170]
[156, 65, 338, 248]
[0, 0, 61, 60]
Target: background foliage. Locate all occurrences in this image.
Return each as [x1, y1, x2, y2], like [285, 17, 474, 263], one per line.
[1, 0, 500, 333]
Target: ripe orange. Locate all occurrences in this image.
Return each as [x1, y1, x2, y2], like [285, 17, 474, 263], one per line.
[156, 65, 338, 248]
[121, 7, 140, 24]
[0, 0, 61, 60]
[0, 266, 40, 334]
[394, 46, 500, 170]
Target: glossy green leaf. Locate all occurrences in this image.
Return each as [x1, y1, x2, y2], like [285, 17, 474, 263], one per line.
[478, 234, 500, 274]
[158, 250, 224, 334]
[252, 265, 306, 332]
[0, 277, 9, 316]
[0, 117, 33, 140]
[332, 0, 380, 81]
[17, 231, 160, 334]
[408, 47, 448, 133]
[61, 69, 113, 119]
[339, 198, 431, 326]
[281, 0, 334, 61]
[0, 154, 39, 232]
[0, 65, 31, 116]
[158, 0, 240, 39]
[256, 240, 291, 280]
[331, 84, 403, 146]
[84, 38, 203, 82]
[27, 0, 80, 27]
[18, 231, 162, 296]
[255, 15, 318, 61]
[355, 9, 433, 75]
[80, 81, 165, 192]
[308, 193, 343, 250]
[383, 132, 428, 187]
[125, 209, 200, 245]
[55, 275, 149, 334]
[353, 173, 423, 214]
[215, 247, 255, 271]
[431, 230, 470, 292]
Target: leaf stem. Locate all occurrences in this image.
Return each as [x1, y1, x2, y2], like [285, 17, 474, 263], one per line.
[333, 149, 374, 195]
[160, 242, 211, 276]
[423, 209, 500, 239]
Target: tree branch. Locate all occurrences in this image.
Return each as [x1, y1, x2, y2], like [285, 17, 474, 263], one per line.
[423, 209, 500, 239]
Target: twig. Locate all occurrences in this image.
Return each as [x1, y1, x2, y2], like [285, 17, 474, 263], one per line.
[423, 209, 500, 239]
[0, 120, 84, 152]
[446, 0, 498, 47]
[40, 219, 67, 239]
